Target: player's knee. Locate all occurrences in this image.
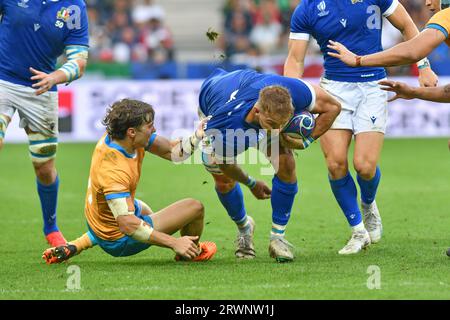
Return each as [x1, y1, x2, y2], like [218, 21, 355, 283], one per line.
[354, 159, 376, 179]
[277, 153, 296, 182]
[327, 160, 348, 179]
[186, 198, 204, 219]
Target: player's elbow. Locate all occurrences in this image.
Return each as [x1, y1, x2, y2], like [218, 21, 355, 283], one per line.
[327, 98, 341, 120]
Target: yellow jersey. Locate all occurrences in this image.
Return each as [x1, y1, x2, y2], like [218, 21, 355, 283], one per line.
[426, 7, 450, 47]
[85, 134, 145, 241]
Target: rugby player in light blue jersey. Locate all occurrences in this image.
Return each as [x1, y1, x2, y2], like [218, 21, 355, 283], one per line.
[0, 0, 89, 246]
[285, 0, 438, 254]
[199, 68, 341, 262]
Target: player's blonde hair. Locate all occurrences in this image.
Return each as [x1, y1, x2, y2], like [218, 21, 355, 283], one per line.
[103, 99, 155, 140]
[258, 86, 294, 122]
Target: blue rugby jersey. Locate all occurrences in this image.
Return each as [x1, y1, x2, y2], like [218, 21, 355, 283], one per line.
[290, 0, 398, 82]
[0, 0, 89, 91]
[199, 68, 315, 159]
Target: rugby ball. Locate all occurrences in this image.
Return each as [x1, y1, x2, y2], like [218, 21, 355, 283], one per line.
[282, 111, 315, 139]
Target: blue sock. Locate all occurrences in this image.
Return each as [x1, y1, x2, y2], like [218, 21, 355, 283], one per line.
[271, 176, 298, 229]
[329, 172, 362, 227]
[357, 166, 381, 205]
[216, 184, 246, 223]
[37, 175, 60, 235]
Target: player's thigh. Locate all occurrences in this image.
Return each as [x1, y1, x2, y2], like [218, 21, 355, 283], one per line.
[353, 131, 384, 176]
[150, 199, 204, 235]
[320, 129, 353, 164]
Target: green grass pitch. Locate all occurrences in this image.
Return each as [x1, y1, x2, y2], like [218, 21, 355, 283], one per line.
[0, 138, 449, 299]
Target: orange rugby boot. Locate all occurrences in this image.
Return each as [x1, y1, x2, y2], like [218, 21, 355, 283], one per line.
[42, 244, 77, 264]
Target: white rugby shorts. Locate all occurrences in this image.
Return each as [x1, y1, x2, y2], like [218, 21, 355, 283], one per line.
[0, 79, 59, 136]
[320, 77, 388, 134]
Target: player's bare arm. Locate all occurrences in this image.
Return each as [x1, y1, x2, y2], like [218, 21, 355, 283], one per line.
[280, 85, 341, 150]
[380, 80, 450, 103]
[386, 3, 438, 87]
[30, 45, 88, 96]
[218, 163, 271, 200]
[284, 39, 309, 78]
[147, 117, 209, 161]
[327, 29, 445, 68]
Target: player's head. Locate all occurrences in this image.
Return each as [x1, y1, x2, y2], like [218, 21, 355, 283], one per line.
[103, 99, 155, 147]
[426, 0, 448, 11]
[255, 85, 294, 131]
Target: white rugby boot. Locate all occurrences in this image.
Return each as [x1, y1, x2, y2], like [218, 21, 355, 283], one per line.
[235, 216, 256, 259]
[338, 229, 371, 255]
[269, 237, 295, 262]
[362, 200, 382, 244]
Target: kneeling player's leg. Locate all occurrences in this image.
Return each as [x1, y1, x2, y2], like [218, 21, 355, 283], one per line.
[150, 198, 205, 240]
[42, 231, 98, 264]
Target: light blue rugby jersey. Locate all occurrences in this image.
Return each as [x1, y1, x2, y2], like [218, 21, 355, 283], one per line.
[199, 68, 315, 158]
[0, 0, 89, 91]
[290, 0, 399, 82]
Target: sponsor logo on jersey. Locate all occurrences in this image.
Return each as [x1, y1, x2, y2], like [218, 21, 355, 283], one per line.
[351, 0, 363, 4]
[317, 1, 329, 17]
[340, 19, 347, 27]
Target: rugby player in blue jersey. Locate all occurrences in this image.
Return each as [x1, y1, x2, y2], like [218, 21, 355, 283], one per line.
[199, 68, 341, 262]
[285, 0, 439, 254]
[0, 0, 89, 246]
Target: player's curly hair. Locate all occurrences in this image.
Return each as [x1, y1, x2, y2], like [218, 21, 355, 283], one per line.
[102, 99, 155, 140]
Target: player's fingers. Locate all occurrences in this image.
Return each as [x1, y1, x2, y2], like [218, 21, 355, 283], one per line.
[378, 80, 394, 87]
[379, 86, 394, 92]
[29, 67, 43, 75]
[187, 236, 199, 241]
[327, 51, 340, 58]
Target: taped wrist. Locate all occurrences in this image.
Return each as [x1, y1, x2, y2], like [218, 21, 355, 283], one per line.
[59, 45, 88, 83]
[417, 57, 430, 70]
[130, 220, 154, 243]
[180, 133, 201, 155]
[245, 175, 257, 189]
[302, 136, 315, 149]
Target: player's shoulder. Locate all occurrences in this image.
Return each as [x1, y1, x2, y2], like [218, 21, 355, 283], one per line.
[61, 0, 87, 8]
[426, 8, 450, 33]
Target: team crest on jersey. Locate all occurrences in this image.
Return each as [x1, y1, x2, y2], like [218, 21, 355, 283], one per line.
[351, 0, 363, 4]
[317, 1, 329, 17]
[57, 8, 70, 22]
[17, 0, 29, 8]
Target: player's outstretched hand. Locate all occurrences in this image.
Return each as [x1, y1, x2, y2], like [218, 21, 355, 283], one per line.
[250, 180, 271, 200]
[379, 80, 415, 102]
[30, 67, 57, 96]
[327, 40, 358, 67]
[172, 235, 201, 260]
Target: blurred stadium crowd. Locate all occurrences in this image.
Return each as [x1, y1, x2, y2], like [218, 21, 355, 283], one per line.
[84, 0, 450, 79]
